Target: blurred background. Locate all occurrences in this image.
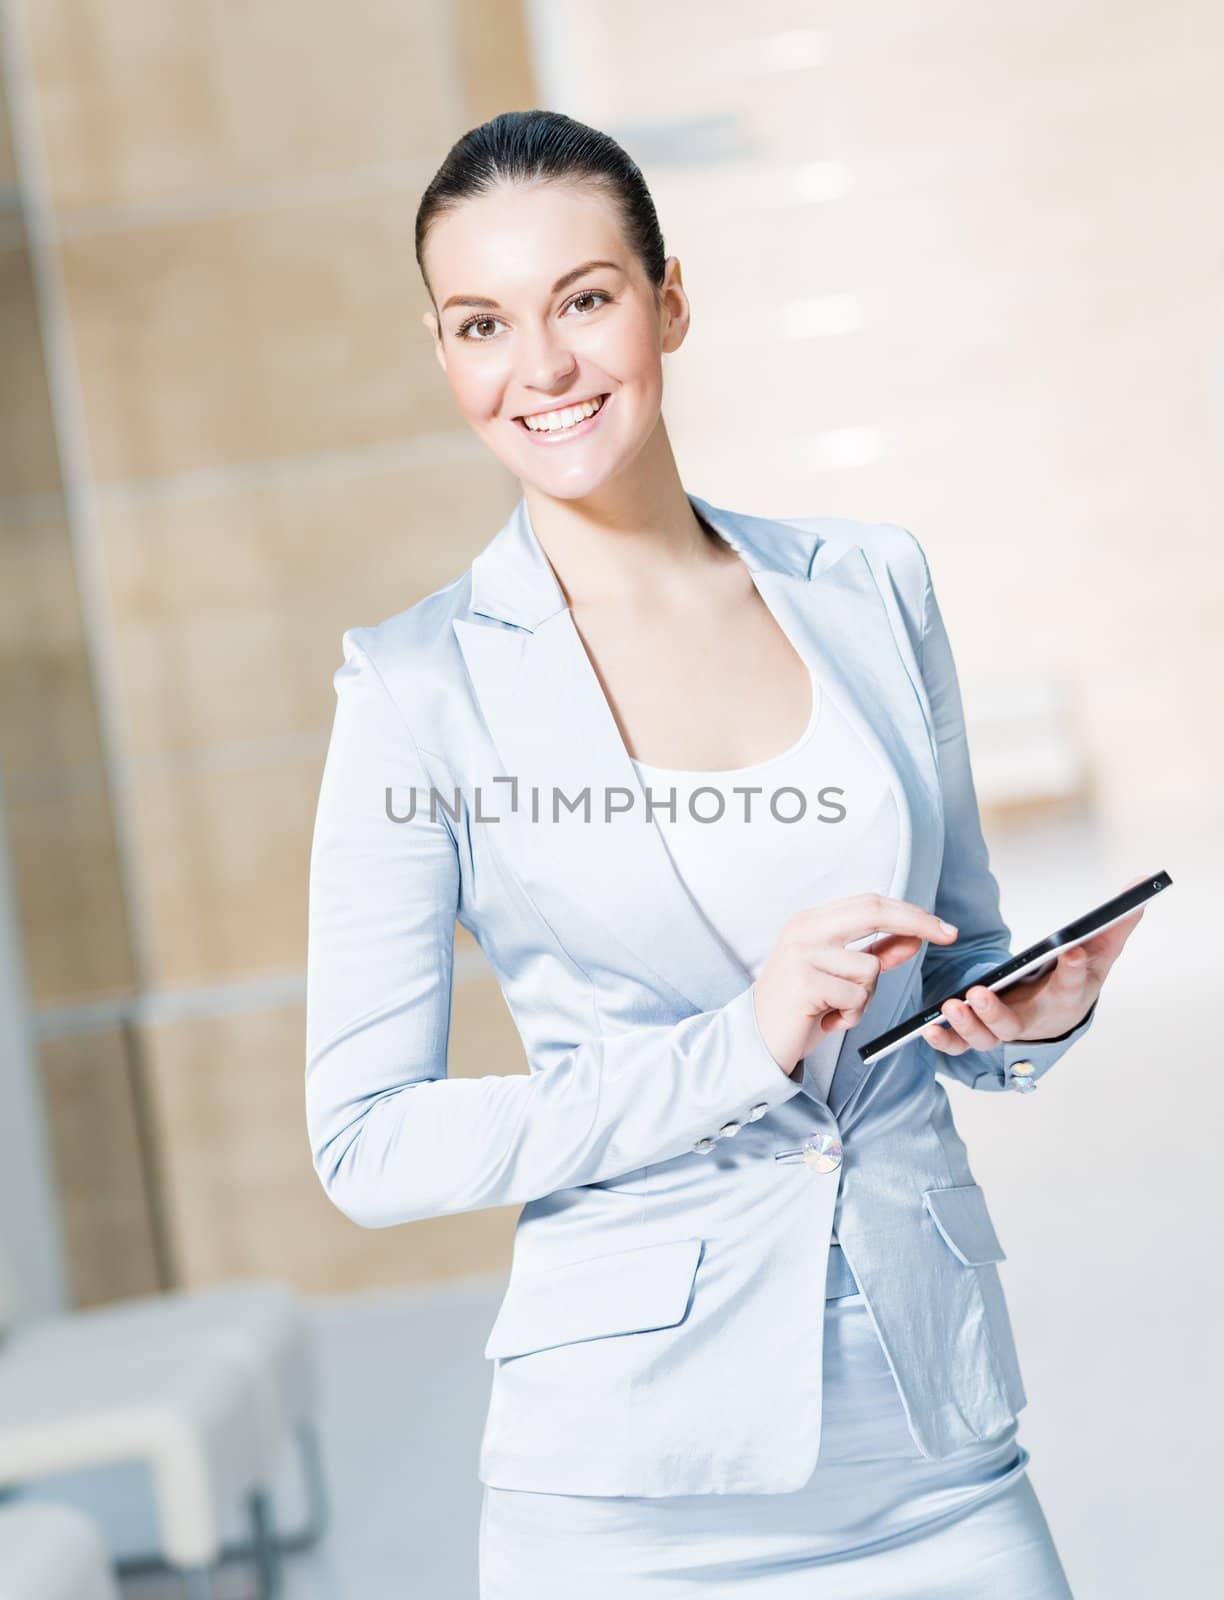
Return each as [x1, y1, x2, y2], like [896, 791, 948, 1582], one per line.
[0, 0, 1220, 1595]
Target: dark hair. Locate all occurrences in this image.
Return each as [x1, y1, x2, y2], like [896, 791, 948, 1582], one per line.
[415, 109, 667, 310]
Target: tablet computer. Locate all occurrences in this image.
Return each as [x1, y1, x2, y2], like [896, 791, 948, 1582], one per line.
[857, 869, 1172, 1066]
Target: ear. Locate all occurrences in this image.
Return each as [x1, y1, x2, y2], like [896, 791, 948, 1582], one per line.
[422, 310, 446, 373]
[659, 256, 691, 354]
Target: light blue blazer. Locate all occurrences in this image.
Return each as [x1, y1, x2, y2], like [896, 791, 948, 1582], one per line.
[304, 490, 1098, 1497]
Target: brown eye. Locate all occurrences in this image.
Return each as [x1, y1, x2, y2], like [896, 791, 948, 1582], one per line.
[456, 314, 503, 342]
[565, 290, 611, 317]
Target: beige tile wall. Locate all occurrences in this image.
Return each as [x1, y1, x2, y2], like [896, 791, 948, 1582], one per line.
[0, 506, 101, 790]
[142, 952, 527, 1293]
[6, 0, 538, 1303]
[0, 231, 59, 495]
[95, 451, 504, 758]
[21, 0, 458, 209]
[38, 1026, 162, 1306]
[552, 0, 1224, 821]
[0, 120, 157, 1294]
[0, 68, 15, 187]
[58, 200, 455, 483]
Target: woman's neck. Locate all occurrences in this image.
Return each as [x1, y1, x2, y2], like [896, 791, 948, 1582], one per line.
[522, 482, 733, 613]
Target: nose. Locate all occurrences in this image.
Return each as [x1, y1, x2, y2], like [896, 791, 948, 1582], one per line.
[514, 322, 580, 400]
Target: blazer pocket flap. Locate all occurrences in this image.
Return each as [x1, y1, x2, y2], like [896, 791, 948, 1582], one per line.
[483, 1236, 703, 1360]
[922, 1183, 1007, 1265]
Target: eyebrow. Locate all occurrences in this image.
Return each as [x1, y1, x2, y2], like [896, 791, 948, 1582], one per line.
[440, 259, 625, 313]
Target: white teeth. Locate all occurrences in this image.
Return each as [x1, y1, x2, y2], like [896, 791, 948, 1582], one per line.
[522, 395, 605, 432]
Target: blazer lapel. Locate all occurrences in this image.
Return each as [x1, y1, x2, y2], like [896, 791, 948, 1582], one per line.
[452, 492, 941, 1119]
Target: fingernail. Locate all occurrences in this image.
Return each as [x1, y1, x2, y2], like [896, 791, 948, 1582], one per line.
[939, 920, 958, 934]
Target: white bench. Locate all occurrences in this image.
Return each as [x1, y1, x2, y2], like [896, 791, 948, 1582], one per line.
[0, 1341, 276, 1597]
[0, 1500, 119, 1600]
[5, 1279, 328, 1559]
[0, 1239, 328, 1596]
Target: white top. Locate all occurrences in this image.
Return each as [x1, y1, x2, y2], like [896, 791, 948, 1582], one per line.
[629, 662, 899, 1105]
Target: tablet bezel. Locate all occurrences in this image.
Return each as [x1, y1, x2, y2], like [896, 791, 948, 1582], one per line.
[856, 870, 1172, 1066]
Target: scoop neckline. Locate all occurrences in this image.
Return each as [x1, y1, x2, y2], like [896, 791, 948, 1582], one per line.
[629, 662, 821, 779]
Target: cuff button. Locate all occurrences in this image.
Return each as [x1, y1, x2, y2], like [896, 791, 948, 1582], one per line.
[693, 1137, 717, 1153]
[746, 1103, 768, 1122]
[1009, 1060, 1036, 1092]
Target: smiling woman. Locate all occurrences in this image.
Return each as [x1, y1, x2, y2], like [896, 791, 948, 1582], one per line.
[302, 106, 1126, 1600]
[413, 125, 686, 508]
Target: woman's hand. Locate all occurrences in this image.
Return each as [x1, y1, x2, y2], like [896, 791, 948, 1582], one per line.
[919, 873, 1150, 1056]
[752, 893, 960, 1078]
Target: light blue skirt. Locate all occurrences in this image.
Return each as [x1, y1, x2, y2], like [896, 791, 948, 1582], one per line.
[479, 1269, 1074, 1598]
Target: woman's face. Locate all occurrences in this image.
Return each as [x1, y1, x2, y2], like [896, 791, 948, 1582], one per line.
[421, 180, 689, 499]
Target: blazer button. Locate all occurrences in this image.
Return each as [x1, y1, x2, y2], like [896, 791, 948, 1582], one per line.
[773, 1131, 843, 1171]
[693, 1137, 717, 1153]
[717, 1120, 743, 1138]
[802, 1132, 842, 1172]
[746, 1103, 768, 1122]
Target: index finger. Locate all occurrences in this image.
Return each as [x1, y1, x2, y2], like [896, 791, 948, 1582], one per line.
[792, 893, 958, 949]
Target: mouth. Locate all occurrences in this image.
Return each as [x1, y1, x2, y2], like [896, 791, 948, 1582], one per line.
[513, 392, 611, 443]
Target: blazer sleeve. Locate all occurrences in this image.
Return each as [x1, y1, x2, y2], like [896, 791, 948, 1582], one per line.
[904, 532, 1098, 1094]
[304, 628, 806, 1229]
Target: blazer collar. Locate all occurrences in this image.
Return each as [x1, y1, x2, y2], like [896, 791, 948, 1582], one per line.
[453, 490, 940, 1120]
